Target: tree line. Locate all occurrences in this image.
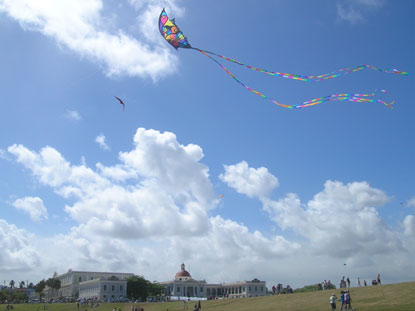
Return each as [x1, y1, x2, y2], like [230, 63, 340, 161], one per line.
[0, 278, 61, 303]
[126, 275, 164, 302]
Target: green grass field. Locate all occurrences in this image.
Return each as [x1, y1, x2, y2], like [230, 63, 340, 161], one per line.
[5, 282, 415, 311]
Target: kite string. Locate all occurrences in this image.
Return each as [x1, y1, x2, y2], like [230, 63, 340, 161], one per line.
[192, 48, 394, 109]
[195, 48, 408, 82]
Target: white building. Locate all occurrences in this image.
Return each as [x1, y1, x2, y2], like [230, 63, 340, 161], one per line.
[207, 278, 267, 298]
[44, 269, 133, 300]
[161, 263, 267, 299]
[161, 263, 207, 298]
[78, 276, 127, 301]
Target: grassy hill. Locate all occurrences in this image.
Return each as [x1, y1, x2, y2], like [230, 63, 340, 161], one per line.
[5, 282, 415, 311]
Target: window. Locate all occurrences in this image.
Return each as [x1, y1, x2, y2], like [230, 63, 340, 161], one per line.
[261, 287, 263, 291]
[248, 286, 251, 292]
[120, 285, 123, 291]
[79, 276, 82, 282]
[255, 286, 257, 292]
[112, 285, 115, 291]
[200, 287, 203, 292]
[177, 287, 180, 292]
[103, 295, 106, 298]
[103, 285, 107, 291]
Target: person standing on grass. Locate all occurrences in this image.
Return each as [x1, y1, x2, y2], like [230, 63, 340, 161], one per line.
[344, 291, 350, 310]
[339, 291, 346, 310]
[329, 293, 337, 311]
[377, 274, 381, 285]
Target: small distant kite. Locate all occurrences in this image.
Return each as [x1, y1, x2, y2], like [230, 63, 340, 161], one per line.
[219, 194, 224, 198]
[115, 96, 125, 111]
[159, 9, 408, 109]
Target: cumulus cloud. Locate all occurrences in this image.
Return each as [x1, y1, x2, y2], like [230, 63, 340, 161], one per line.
[221, 161, 405, 260]
[220, 161, 279, 199]
[4, 128, 415, 286]
[7, 128, 217, 240]
[95, 134, 110, 150]
[0, 219, 41, 272]
[170, 215, 299, 262]
[4, 127, 301, 283]
[65, 110, 81, 121]
[0, 0, 179, 80]
[12, 196, 48, 222]
[264, 180, 402, 257]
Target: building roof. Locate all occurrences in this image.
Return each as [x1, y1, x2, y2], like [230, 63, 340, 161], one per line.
[175, 263, 191, 279]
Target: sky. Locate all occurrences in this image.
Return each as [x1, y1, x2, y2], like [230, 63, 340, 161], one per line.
[0, 0, 414, 289]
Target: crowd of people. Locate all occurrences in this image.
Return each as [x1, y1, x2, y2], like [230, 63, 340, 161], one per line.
[339, 274, 381, 289]
[318, 280, 334, 290]
[330, 274, 381, 310]
[271, 284, 293, 294]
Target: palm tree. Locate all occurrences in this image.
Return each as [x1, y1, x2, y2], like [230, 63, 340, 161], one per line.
[9, 280, 15, 288]
[19, 281, 25, 288]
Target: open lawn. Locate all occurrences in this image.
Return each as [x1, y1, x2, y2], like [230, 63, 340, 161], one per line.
[4, 282, 415, 311]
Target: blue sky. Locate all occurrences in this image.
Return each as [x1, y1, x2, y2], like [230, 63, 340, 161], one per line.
[0, 0, 414, 289]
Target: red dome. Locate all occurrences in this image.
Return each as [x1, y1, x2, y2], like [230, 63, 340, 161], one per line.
[175, 270, 191, 278]
[175, 263, 191, 279]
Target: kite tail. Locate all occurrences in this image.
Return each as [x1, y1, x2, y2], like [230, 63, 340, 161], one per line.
[291, 90, 395, 109]
[195, 48, 408, 82]
[192, 47, 395, 109]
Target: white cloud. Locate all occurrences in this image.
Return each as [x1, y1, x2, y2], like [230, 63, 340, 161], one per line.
[5, 128, 300, 284]
[337, 4, 364, 24]
[4, 128, 415, 286]
[406, 197, 415, 209]
[95, 134, 110, 150]
[12, 196, 48, 222]
[0, 0, 179, 80]
[0, 148, 11, 161]
[263, 180, 401, 257]
[355, 0, 384, 7]
[65, 110, 81, 121]
[219, 161, 279, 199]
[221, 161, 403, 260]
[7, 128, 216, 240]
[403, 215, 415, 237]
[170, 215, 299, 262]
[336, 0, 385, 24]
[0, 219, 41, 273]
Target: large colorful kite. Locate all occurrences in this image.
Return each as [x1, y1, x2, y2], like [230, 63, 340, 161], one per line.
[159, 9, 408, 109]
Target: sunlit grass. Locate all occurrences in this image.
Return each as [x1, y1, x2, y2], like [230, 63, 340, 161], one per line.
[5, 282, 415, 311]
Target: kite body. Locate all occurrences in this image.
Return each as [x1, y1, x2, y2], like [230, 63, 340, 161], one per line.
[159, 9, 191, 50]
[158, 9, 407, 109]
